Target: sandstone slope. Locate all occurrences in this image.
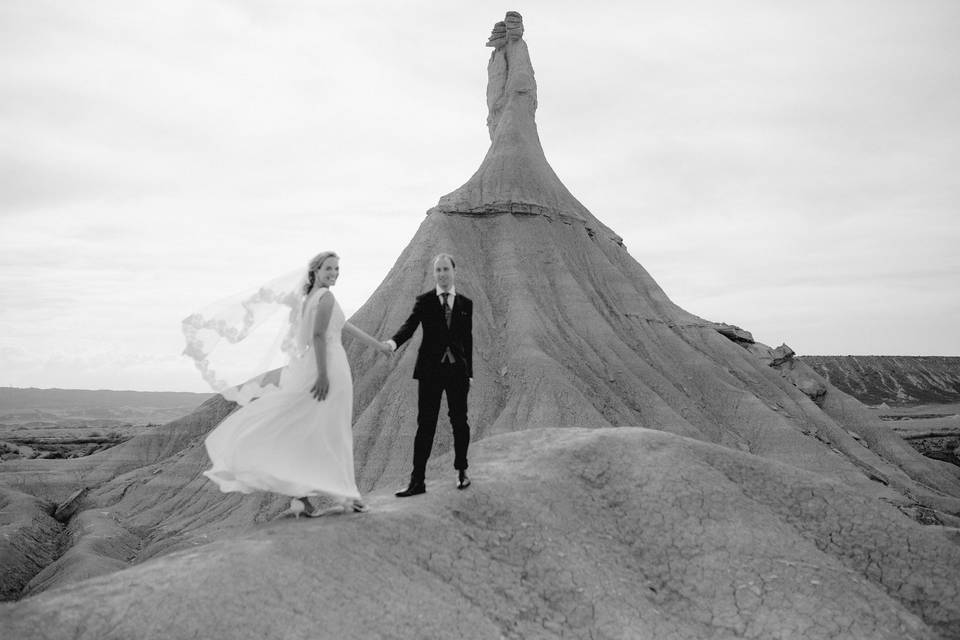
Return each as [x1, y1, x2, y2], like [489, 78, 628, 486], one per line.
[2, 12, 960, 638]
[3, 428, 959, 640]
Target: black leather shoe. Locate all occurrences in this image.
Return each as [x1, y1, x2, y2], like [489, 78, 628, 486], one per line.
[395, 483, 426, 498]
[457, 470, 471, 490]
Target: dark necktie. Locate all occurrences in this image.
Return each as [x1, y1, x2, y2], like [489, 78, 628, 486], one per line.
[440, 292, 455, 363]
[441, 292, 452, 327]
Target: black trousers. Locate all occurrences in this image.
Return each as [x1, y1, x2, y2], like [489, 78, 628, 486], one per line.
[411, 365, 470, 484]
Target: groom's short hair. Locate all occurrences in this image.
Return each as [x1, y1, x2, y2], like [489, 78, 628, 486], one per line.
[433, 253, 456, 269]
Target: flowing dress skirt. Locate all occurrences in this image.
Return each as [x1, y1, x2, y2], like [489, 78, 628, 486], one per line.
[203, 322, 360, 501]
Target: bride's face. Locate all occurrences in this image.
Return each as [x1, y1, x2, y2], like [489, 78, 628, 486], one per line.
[315, 257, 340, 288]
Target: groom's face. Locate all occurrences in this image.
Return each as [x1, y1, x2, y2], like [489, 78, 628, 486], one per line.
[434, 257, 455, 291]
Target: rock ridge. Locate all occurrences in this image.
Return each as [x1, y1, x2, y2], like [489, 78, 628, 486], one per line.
[2, 428, 958, 640]
[801, 356, 960, 406]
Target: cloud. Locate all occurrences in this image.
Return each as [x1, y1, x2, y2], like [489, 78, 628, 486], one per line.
[2, 1, 959, 390]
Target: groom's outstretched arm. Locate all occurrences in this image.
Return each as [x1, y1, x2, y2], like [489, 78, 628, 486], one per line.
[388, 296, 424, 350]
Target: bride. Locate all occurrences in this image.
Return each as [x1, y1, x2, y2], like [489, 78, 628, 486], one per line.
[193, 251, 388, 516]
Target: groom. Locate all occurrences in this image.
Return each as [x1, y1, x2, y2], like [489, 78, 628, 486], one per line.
[386, 253, 473, 496]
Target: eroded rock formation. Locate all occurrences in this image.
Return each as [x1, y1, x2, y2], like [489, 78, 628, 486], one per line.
[1, 11, 959, 639]
[431, 12, 616, 237]
[3, 429, 959, 639]
[802, 355, 960, 406]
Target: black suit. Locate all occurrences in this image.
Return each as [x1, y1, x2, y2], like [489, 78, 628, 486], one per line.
[391, 289, 473, 484]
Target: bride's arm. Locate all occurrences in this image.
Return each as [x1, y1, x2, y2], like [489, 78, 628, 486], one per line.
[311, 292, 335, 400]
[343, 321, 391, 353]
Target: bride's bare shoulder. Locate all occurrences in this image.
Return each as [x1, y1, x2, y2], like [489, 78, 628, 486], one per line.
[313, 288, 336, 306]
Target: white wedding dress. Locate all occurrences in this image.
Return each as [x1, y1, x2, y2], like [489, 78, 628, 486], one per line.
[203, 287, 361, 501]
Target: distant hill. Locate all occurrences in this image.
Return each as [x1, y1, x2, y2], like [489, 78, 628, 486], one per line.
[800, 356, 960, 406]
[0, 387, 212, 426]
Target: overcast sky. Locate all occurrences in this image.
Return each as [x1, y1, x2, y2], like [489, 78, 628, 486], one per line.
[2, 0, 959, 392]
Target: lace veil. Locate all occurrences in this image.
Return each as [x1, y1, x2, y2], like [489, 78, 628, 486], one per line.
[182, 267, 311, 405]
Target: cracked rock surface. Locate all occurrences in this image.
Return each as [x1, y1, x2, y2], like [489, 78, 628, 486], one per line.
[4, 12, 960, 640]
[3, 428, 958, 640]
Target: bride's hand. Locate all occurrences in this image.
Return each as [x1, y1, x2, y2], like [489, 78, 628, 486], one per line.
[311, 372, 329, 401]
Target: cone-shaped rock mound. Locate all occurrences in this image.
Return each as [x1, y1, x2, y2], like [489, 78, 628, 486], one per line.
[2, 12, 959, 639]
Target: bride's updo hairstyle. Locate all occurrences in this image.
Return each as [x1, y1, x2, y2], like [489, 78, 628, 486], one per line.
[303, 251, 339, 296]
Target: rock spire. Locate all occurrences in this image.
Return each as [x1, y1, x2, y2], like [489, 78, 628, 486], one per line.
[430, 12, 614, 239]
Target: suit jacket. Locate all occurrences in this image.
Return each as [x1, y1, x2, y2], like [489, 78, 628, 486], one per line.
[391, 290, 473, 380]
